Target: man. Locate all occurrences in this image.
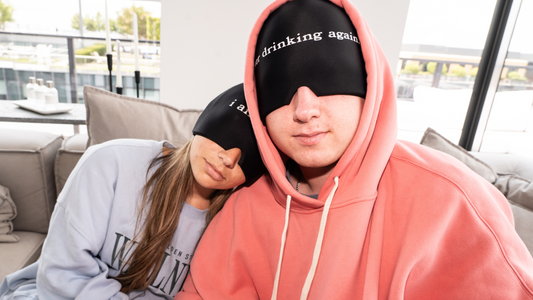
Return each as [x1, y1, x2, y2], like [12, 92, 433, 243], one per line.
[177, 0, 533, 299]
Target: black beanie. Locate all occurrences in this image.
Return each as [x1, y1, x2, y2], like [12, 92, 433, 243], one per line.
[192, 83, 266, 187]
[254, 0, 367, 123]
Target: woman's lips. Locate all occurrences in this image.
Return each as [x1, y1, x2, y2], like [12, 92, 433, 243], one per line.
[205, 160, 224, 181]
[294, 131, 327, 146]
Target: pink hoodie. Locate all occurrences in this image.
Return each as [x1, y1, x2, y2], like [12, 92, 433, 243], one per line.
[177, 0, 533, 299]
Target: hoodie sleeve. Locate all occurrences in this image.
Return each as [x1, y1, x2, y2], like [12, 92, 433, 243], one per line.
[36, 145, 129, 300]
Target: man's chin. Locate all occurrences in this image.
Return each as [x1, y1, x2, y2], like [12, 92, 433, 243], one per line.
[293, 156, 339, 170]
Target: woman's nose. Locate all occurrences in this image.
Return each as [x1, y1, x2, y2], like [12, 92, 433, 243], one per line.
[292, 86, 321, 123]
[219, 147, 242, 169]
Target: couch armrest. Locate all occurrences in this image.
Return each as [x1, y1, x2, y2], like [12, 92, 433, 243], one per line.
[0, 129, 62, 234]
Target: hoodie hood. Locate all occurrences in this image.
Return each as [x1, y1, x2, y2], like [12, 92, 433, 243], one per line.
[244, 0, 397, 210]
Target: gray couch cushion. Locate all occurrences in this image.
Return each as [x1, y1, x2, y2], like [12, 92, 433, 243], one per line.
[493, 174, 533, 254]
[0, 129, 62, 234]
[84, 86, 202, 148]
[55, 134, 88, 195]
[0, 185, 19, 242]
[0, 231, 45, 282]
[420, 127, 498, 183]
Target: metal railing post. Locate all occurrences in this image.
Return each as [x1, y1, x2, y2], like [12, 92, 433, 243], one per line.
[431, 63, 443, 88]
[67, 37, 78, 103]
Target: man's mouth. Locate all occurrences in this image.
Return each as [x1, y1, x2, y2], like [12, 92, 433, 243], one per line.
[294, 131, 327, 146]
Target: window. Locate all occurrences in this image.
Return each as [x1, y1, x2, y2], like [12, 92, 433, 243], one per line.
[479, 0, 533, 154]
[397, 0, 498, 144]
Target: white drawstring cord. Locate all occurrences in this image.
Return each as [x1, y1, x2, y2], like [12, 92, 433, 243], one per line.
[300, 176, 339, 300]
[270, 177, 340, 300]
[271, 194, 292, 300]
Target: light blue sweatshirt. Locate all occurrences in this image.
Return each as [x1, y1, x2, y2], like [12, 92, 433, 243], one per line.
[0, 139, 207, 300]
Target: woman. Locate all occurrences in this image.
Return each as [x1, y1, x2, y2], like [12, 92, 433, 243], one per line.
[0, 83, 265, 300]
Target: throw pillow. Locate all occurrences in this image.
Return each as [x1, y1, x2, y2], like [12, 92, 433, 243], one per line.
[493, 174, 533, 253]
[0, 184, 19, 243]
[84, 86, 203, 148]
[494, 173, 533, 213]
[420, 127, 498, 184]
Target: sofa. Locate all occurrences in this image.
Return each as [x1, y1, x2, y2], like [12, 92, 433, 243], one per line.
[0, 88, 532, 282]
[0, 86, 202, 281]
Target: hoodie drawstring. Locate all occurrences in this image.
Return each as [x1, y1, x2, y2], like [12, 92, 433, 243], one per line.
[271, 194, 292, 300]
[271, 176, 340, 300]
[300, 176, 339, 299]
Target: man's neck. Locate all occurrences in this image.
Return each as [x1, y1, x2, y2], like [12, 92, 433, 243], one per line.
[295, 163, 336, 195]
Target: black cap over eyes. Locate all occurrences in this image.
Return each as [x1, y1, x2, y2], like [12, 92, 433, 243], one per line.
[254, 0, 367, 123]
[192, 83, 266, 187]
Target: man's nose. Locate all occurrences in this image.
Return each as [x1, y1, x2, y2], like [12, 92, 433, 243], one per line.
[219, 147, 242, 169]
[292, 86, 321, 123]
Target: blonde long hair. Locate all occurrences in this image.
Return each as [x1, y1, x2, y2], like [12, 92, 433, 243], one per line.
[115, 140, 233, 293]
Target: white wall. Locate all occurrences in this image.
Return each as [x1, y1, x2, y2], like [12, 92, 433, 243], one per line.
[160, 0, 411, 109]
[351, 0, 411, 73]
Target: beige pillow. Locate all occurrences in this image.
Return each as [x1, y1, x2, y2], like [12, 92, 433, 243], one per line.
[0, 185, 19, 243]
[84, 86, 203, 148]
[420, 127, 498, 184]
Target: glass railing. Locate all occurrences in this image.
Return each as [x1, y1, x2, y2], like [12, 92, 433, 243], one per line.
[396, 49, 532, 100]
[395, 44, 533, 151]
[0, 31, 160, 103]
